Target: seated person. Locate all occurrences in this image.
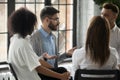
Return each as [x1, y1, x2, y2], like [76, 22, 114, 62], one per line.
[72, 16, 119, 77]
[30, 6, 76, 68]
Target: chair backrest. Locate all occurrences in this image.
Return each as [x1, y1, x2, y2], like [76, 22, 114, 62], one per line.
[74, 69, 120, 80]
[0, 61, 18, 80]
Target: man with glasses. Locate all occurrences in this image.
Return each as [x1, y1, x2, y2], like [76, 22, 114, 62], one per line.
[30, 6, 75, 79]
[30, 6, 74, 80]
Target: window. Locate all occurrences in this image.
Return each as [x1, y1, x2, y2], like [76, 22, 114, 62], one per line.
[51, 0, 74, 53]
[0, 0, 8, 61]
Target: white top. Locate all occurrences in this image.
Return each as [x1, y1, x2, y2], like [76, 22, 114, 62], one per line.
[8, 34, 41, 80]
[72, 47, 119, 76]
[110, 25, 120, 64]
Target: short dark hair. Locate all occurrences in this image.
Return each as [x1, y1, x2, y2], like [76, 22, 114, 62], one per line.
[103, 3, 119, 14]
[8, 7, 37, 38]
[40, 6, 59, 21]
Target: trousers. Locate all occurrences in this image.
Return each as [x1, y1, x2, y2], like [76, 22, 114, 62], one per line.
[38, 67, 73, 80]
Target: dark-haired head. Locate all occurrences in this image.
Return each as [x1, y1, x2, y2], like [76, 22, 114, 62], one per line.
[40, 6, 59, 22]
[85, 16, 110, 67]
[8, 7, 37, 38]
[102, 3, 119, 15]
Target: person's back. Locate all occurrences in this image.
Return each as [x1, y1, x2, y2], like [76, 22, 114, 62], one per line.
[72, 47, 118, 70]
[9, 34, 41, 80]
[72, 16, 118, 77]
[8, 8, 41, 80]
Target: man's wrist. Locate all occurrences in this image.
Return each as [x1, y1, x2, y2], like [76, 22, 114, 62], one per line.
[39, 55, 47, 61]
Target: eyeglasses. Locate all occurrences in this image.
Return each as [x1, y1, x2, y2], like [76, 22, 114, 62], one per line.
[49, 17, 59, 22]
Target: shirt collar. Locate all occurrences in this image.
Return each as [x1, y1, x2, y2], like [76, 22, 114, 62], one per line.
[12, 34, 21, 38]
[10, 34, 20, 42]
[111, 24, 117, 32]
[39, 25, 52, 38]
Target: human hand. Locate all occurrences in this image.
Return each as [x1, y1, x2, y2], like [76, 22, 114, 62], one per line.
[66, 47, 77, 56]
[61, 72, 70, 80]
[43, 52, 58, 59]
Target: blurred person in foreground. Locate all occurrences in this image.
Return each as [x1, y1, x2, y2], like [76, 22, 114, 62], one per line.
[72, 16, 119, 78]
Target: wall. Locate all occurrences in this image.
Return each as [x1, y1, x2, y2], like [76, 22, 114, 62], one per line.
[76, 0, 100, 48]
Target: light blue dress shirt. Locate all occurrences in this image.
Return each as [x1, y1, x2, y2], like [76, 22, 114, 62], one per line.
[39, 26, 56, 66]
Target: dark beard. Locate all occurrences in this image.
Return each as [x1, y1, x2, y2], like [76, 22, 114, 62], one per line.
[48, 23, 58, 31]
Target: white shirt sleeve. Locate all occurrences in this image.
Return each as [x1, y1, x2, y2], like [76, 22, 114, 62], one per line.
[113, 48, 120, 65]
[19, 40, 41, 71]
[72, 49, 80, 72]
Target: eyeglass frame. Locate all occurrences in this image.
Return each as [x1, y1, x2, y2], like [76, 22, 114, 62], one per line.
[48, 17, 59, 22]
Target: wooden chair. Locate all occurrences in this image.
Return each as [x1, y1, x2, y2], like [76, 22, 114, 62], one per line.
[0, 61, 18, 80]
[74, 69, 120, 80]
